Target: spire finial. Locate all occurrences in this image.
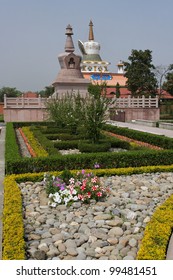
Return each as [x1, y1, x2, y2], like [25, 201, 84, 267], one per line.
[65, 24, 75, 52]
[89, 20, 94, 41]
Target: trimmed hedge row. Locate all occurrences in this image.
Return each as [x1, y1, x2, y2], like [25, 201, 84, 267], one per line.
[137, 194, 173, 260]
[5, 123, 21, 162]
[21, 127, 48, 157]
[5, 149, 173, 175]
[103, 124, 173, 149]
[3, 176, 25, 260]
[30, 126, 60, 156]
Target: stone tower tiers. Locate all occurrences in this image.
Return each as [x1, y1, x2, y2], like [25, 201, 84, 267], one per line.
[52, 25, 90, 98]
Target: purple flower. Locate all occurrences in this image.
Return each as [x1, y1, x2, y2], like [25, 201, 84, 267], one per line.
[94, 163, 100, 169]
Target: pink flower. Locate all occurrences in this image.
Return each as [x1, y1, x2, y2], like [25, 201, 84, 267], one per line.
[91, 177, 98, 183]
[87, 192, 91, 198]
[80, 185, 86, 191]
[78, 194, 84, 201]
[69, 185, 74, 194]
[92, 186, 97, 191]
[96, 192, 102, 197]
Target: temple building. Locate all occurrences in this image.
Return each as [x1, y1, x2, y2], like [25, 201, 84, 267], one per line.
[52, 24, 90, 98]
[78, 20, 129, 97]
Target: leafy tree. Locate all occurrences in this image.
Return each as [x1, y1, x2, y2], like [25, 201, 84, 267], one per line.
[45, 84, 113, 143]
[84, 84, 112, 143]
[45, 92, 85, 133]
[124, 49, 158, 96]
[115, 82, 120, 98]
[163, 71, 173, 96]
[0, 87, 22, 102]
[38, 86, 54, 97]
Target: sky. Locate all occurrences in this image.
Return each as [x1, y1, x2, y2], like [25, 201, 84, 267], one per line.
[0, 0, 173, 92]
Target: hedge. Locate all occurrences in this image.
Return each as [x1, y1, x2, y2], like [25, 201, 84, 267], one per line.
[3, 176, 25, 260]
[103, 124, 173, 149]
[137, 194, 173, 260]
[5, 149, 173, 175]
[5, 123, 21, 162]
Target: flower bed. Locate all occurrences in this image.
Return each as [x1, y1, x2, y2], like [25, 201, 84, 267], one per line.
[44, 170, 110, 206]
[20, 127, 48, 157]
[104, 131, 163, 150]
[3, 165, 173, 259]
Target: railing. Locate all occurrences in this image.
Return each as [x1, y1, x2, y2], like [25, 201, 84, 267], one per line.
[111, 95, 159, 108]
[4, 94, 47, 108]
[4, 94, 159, 109]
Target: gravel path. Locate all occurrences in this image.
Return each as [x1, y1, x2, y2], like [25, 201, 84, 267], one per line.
[19, 172, 173, 260]
[15, 129, 31, 157]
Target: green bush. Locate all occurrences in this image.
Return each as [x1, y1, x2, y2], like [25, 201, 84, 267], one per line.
[103, 124, 173, 149]
[5, 149, 173, 175]
[5, 123, 21, 165]
[78, 141, 111, 153]
[47, 133, 84, 141]
[54, 140, 79, 150]
[30, 126, 60, 156]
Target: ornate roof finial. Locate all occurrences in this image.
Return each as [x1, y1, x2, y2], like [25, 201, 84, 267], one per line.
[89, 20, 94, 41]
[65, 24, 75, 52]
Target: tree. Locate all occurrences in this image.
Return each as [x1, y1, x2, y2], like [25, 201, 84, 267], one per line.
[45, 92, 86, 133]
[45, 84, 113, 143]
[124, 49, 158, 96]
[163, 71, 173, 96]
[84, 84, 112, 143]
[38, 86, 54, 97]
[115, 82, 120, 98]
[0, 87, 22, 102]
[154, 64, 173, 98]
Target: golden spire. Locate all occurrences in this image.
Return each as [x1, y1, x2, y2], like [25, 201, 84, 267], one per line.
[89, 20, 94, 41]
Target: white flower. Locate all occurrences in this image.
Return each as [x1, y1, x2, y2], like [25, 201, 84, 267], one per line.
[49, 193, 54, 198]
[73, 196, 78, 201]
[49, 202, 56, 208]
[64, 197, 70, 205]
[69, 178, 75, 184]
[71, 189, 77, 195]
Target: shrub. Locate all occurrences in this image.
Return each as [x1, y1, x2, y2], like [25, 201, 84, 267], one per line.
[3, 176, 25, 260]
[103, 124, 173, 149]
[5, 123, 21, 165]
[137, 194, 173, 260]
[30, 126, 60, 156]
[5, 149, 173, 175]
[21, 127, 48, 157]
[78, 141, 111, 153]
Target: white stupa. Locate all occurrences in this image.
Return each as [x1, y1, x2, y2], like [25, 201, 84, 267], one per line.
[78, 20, 110, 73]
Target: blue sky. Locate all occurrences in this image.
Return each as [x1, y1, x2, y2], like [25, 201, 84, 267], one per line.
[0, 0, 173, 92]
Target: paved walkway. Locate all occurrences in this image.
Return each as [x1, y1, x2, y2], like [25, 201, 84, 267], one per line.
[0, 123, 5, 259]
[107, 121, 173, 138]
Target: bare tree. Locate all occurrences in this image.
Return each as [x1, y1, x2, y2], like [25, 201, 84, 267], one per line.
[154, 64, 173, 98]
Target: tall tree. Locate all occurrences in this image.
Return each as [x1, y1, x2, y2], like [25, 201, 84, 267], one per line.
[163, 70, 173, 96]
[0, 87, 22, 102]
[124, 49, 158, 96]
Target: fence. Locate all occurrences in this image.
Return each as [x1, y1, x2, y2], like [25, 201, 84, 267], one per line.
[4, 94, 47, 109]
[111, 95, 159, 109]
